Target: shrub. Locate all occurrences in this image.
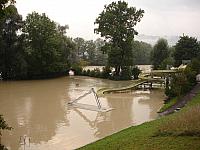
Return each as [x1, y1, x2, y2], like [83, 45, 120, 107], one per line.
[120, 66, 132, 80]
[86, 69, 91, 76]
[131, 66, 141, 79]
[71, 64, 82, 75]
[89, 70, 95, 77]
[82, 70, 87, 76]
[101, 66, 111, 78]
[93, 68, 101, 78]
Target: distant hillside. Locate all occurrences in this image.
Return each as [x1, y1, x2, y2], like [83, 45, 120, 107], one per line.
[135, 34, 200, 46]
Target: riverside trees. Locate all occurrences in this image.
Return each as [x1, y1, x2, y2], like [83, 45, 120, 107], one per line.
[0, 5, 74, 79]
[94, 1, 144, 76]
[22, 12, 73, 79]
[174, 35, 200, 67]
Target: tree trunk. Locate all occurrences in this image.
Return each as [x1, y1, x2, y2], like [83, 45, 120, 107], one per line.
[115, 66, 121, 76]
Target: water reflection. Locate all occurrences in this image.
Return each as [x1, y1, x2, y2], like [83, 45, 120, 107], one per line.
[0, 76, 164, 150]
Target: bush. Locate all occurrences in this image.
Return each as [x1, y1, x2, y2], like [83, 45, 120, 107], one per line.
[101, 66, 111, 78]
[82, 70, 87, 76]
[89, 70, 95, 77]
[165, 58, 200, 98]
[86, 69, 91, 76]
[93, 68, 101, 78]
[131, 66, 141, 79]
[71, 64, 82, 75]
[120, 66, 132, 80]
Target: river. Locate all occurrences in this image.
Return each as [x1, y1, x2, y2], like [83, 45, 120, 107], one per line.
[0, 76, 164, 150]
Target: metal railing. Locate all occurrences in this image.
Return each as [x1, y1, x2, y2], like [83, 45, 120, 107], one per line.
[68, 88, 102, 109]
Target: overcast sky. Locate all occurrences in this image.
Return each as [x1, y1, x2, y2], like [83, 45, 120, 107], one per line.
[16, 0, 200, 40]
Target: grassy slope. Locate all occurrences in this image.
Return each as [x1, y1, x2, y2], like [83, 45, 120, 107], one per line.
[79, 92, 200, 150]
[158, 97, 178, 113]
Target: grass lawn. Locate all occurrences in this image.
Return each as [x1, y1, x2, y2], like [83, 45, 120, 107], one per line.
[79, 92, 200, 150]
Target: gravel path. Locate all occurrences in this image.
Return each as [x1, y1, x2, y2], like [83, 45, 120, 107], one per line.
[159, 83, 200, 116]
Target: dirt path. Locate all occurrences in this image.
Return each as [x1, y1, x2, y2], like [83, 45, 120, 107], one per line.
[159, 83, 200, 116]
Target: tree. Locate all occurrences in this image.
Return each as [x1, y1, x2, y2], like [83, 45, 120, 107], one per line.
[74, 37, 85, 59]
[151, 38, 169, 70]
[22, 12, 71, 78]
[0, 5, 24, 79]
[94, 1, 144, 76]
[85, 40, 96, 64]
[174, 35, 200, 67]
[0, 0, 15, 18]
[94, 38, 107, 66]
[132, 40, 152, 65]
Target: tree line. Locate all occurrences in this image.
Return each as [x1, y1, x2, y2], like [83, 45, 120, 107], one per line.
[0, 0, 153, 80]
[151, 36, 200, 70]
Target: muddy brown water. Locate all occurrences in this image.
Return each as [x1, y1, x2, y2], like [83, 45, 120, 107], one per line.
[0, 76, 164, 150]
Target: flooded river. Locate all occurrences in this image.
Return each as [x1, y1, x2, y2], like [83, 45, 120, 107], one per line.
[0, 76, 165, 150]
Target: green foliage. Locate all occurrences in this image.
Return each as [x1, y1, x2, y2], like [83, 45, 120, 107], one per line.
[158, 97, 178, 113]
[120, 66, 132, 80]
[151, 38, 169, 70]
[166, 58, 200, 98]
[73, 38, 107, 66]
[174, 35, 200, 67]
[94, 38, 108, 66]
[71, 64, 82, 75]
[131, 66, 141, 79]
[0, 0, 15, 17]
[86, 69, 91, 76]
[0, 7, 75, 80]
[0, 5, 24, 79]
[132, 41, 152, 65]
[160, 57, 174, 70]
[101, 66, 111, 78]
[95, 1, 144, 75]
[22, 12, 69, 78]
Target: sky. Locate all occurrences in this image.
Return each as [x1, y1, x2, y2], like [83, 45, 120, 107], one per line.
[16, 0, 200, 40]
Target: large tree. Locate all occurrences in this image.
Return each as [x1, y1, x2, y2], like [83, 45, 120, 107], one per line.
[174, 35, 200, 67]
[151, 38, 169, 70]
[22, 12, 71, 78]
[132, 40, 152, 65]
[0, 5, 24, 79]
[94, 38, 107, 66]
[94, 1, 144, 75]
[0, 0, 15, 17]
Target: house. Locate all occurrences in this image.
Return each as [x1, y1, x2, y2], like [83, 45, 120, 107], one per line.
[196, 74, 200, 83]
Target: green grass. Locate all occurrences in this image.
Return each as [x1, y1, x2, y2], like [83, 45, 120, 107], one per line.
[158, 97, 178, 113]
[79, 92, 200, 150]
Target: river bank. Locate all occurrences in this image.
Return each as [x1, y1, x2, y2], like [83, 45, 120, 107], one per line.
[79, 88, 200, 150]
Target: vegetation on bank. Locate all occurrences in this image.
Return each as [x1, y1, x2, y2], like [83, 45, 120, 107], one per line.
[79, 92, 200, 150]
[158, 97, 178, 113]
[74, 65, 141, 81]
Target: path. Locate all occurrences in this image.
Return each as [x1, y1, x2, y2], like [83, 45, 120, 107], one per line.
[97, 78, 164, 96]
[159, 83, 200, 116]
